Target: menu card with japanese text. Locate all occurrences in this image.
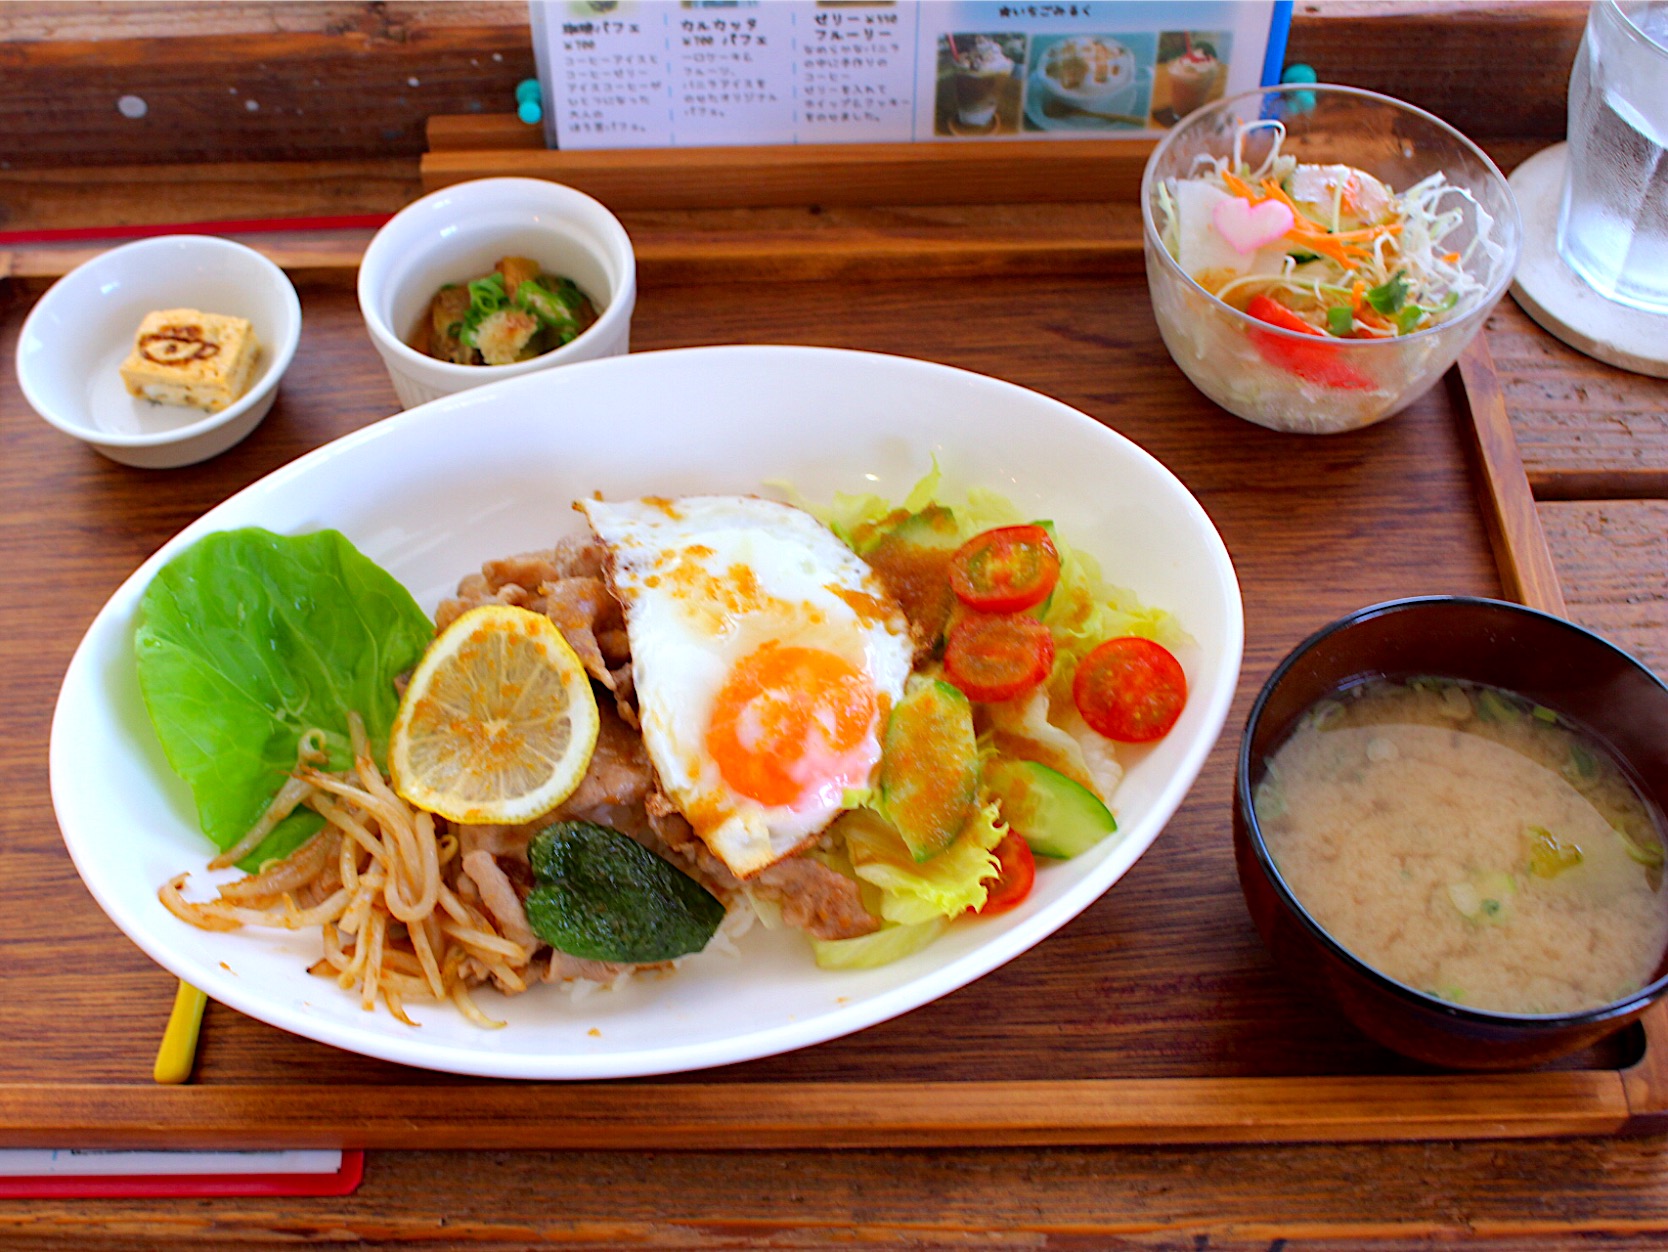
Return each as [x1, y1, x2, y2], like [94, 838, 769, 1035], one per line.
[530, 0, 1290, 150]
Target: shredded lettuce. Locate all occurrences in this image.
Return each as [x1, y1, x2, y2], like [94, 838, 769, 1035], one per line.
[812, 918, 947, 970]
[788, 465, 1187, 965]
[1042, 539, 1186, 667]
[809, 459, 947, 548]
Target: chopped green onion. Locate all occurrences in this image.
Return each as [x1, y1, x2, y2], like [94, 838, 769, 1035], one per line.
[1564, 741, 1598, 781]
[458, 273, 511, 348]
[1532, 705, 1559, 723]
[1527, 825, 1584, 878]
[1474, 688, 1518, 723]
[1288, 251, 1321, 264]
[1614, 824, 1667, 869]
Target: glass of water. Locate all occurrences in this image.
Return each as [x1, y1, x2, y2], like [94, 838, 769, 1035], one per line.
[1556, 0, 1668, 315]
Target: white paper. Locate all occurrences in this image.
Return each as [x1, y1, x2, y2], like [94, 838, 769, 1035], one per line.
[0, 1149, 344, 1178]
[531, 0, 1284, 150]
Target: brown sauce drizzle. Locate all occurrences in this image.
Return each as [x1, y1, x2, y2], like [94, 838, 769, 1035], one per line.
[139, 324, 221, 366]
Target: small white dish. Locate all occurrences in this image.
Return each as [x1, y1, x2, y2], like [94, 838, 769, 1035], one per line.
[16, 236, 301, 469]
[357, 177, 637, 410]
[51, 344, 1243, 1080]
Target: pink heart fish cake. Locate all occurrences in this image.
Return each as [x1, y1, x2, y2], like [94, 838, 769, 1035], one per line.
[1211, 196, 1296, 255]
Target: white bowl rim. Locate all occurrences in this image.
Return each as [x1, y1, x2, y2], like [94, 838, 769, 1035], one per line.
[1138, 82, 1524, 349]
[16, 234, 302, 449]
[355, 176, 637, 381]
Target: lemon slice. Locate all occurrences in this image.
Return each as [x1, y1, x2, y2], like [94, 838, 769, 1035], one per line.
[390, 604, 600, 824]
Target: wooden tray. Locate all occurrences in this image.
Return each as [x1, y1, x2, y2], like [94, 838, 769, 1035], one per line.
[5, 142, 1664, 1151]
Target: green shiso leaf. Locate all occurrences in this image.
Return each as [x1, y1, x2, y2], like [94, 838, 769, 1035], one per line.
[134, 528, 434, 869]
[525, 821, 725, 963]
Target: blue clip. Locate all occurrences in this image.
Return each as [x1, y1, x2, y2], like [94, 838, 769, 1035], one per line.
[1281, 63, 1317, 114]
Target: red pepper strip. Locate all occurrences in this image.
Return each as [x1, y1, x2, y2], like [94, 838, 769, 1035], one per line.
[1243, 295, 1376, 392]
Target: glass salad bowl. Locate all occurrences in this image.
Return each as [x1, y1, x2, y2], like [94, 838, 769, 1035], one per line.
[1141, 85, 1522, 434]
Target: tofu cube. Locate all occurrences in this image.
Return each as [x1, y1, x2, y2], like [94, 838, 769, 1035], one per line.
[119, 309, 262, 413]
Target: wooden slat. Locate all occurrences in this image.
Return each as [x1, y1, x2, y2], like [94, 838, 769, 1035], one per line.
[1625, 1007, 1668, 1132]
[0, 1074, 1630, 1150]
[1488, 300, 1668, 499]
[427, 112, 544, 153]
[0, 159, 420, 237]
[1540, 498, 1668, 680]
[0, 22, 535, 168]
[419, 139, 1156, 209]
[1456, 335, 1568, 615]
[0, 201, 1146, 285]
[1282, 1, 1587, 140]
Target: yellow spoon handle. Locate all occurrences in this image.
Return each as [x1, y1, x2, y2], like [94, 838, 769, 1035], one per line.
[153, 981, 207, 1085]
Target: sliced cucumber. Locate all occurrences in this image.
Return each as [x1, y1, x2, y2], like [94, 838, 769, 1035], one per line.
[983, 758, 1116, 859]
[879, 679, 978, 861]
[857, 503, 960, 558]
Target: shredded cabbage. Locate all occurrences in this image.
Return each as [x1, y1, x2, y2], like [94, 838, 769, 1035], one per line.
[1155, 117, 1497, 337]
[812, 918, 948, 970]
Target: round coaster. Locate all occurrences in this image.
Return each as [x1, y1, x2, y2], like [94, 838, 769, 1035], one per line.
[1508, 143, 1668, 378]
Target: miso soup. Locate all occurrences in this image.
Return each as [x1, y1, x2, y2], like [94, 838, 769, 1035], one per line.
[1254, 676, 1668, 1015]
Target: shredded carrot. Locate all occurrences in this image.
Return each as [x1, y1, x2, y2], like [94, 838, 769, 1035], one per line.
[1220, 169, 1259, 201]
[1443, 251, 1461, 264]
[1284, 229, 1370, 266]
[1259, 178, 1326, 233]
[1315, 223, 1403, 243]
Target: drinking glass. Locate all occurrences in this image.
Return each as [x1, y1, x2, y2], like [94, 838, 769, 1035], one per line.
[1556, 0, 1668, 315]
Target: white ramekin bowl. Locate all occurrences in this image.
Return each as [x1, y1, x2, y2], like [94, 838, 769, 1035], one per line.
[16, 235, 302, 468]
[357, 177, 637, 410]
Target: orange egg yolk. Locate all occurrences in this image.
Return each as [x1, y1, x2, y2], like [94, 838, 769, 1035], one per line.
[705, 643, 877, 808]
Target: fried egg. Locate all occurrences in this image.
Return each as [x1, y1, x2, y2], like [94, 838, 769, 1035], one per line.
[579, 495, 914, 878]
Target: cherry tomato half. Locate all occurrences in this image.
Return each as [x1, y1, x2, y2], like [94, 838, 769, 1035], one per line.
[948, 525, 1061, 615]
[976, 831, 1035, 915]
[943, 613, 1055, 704]
[1072, 636, 1187, 743]
[1244, 294, 1374, 392]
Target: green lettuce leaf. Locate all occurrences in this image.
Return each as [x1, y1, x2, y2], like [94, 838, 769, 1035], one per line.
[811, 918, 947, 970]
[134, 528, 434, 869]
[836, 802, 1007, 925]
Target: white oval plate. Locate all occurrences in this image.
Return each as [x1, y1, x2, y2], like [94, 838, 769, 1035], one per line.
[51, 345, 1243, 1080]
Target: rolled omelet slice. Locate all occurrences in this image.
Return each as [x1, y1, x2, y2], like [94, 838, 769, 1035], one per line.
[119, 309, 261, 413]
